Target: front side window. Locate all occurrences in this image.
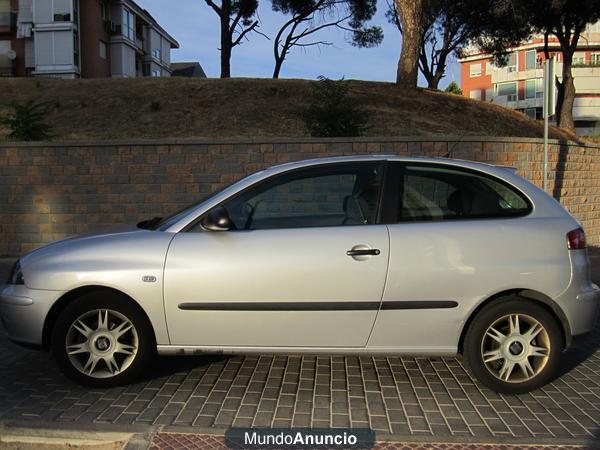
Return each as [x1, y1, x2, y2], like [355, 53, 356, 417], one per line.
[397, 165, 530, 222]
[215, 164, 383, 231]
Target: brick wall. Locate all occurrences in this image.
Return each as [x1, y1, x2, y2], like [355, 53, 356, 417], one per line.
[1, 137, 599, 256]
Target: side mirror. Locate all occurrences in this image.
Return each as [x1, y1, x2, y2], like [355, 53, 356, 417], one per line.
[202, 206, 232, 231]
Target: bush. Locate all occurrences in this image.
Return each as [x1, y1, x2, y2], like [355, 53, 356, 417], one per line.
[301, 76, 369, 137]
[0, 100, 53, 141]
[444, 81, 463, 95]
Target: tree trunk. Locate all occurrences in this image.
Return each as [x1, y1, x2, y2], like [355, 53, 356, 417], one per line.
[219, 0, 232, 78]
[429, 69, 444, 90]
[273, 56, 284, 78]
[396, 0, 424, 87]
[557, 54, 575, 132]
[220, 40, 232, 78]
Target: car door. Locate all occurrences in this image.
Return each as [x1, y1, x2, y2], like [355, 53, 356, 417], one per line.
[163, 162, 390, 348]
[369, 162, 541, 353]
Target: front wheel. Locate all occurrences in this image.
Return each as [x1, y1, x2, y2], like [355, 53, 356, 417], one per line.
[463, 299, 563, 394]
[51, 292, 154, 387]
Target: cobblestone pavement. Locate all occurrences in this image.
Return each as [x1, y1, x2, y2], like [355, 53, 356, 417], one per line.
[0, 258, 599, 447]
[149, 432, 589, 449]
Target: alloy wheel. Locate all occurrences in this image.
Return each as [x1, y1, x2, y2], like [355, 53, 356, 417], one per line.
[65, 309, 139, 379]
[480, 313, 550, 383]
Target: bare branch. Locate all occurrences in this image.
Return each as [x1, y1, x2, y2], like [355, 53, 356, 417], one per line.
[204, 0, 221, 15]
[232, 20, 259, 47]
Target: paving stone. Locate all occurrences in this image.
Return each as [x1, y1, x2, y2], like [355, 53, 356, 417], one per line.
[0, 300, 598, 443]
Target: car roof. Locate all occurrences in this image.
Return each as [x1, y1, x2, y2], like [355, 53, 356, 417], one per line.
[262, 154, 508, 176]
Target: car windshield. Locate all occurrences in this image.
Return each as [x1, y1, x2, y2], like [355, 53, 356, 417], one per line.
[147, 169, 267, 231]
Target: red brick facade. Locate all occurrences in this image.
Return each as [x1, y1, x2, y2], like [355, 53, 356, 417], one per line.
[79, 0, 111, 78]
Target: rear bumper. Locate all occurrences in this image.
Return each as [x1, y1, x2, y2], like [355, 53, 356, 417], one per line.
[563, 284, 600, 337]
[0, 285, 64, 346]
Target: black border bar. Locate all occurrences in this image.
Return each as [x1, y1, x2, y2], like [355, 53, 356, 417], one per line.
[178, 301, 458, 311]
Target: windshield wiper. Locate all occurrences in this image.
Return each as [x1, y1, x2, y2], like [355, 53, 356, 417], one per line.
[137, 217, 163, 230]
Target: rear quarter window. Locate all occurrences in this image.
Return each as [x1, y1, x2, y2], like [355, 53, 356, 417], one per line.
[397, 165, 531, 222]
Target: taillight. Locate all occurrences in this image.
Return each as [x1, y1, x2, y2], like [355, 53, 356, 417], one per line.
[567, 228, 586, 250]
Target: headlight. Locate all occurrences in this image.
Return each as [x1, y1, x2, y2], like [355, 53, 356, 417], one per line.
[7, 261, 24, 285]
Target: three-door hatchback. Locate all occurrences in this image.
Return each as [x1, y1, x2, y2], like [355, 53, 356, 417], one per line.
[1, 156, 599, 393]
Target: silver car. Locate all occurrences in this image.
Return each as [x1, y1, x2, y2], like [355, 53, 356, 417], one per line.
[1, 156, 598, 393]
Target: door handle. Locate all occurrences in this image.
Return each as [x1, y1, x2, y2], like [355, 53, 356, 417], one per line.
[346, 248, 381, 256]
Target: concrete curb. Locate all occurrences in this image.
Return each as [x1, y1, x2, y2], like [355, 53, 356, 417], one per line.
[0, 425, 136, 450]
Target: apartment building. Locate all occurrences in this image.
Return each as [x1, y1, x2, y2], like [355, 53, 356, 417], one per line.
[0, 0, 178, 78]
[459, 21, 600, 135]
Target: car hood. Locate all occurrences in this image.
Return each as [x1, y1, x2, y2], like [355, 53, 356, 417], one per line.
[19, 227, 176, 291]
[21, 226, 139, 262]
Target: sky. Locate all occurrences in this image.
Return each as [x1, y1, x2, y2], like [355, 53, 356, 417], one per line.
[136, 0, 461, 88]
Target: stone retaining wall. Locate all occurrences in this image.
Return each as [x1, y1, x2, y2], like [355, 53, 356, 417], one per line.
[1, 137, 599, 255]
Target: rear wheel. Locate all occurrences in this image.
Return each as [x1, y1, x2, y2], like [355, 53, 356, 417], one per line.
[463, 298, 562, 394]
[51, 291, 154, 387]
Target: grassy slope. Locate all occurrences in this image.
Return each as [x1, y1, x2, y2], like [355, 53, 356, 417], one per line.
[0, 77, 574, 141]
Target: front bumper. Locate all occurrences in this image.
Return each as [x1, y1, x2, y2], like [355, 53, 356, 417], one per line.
[0, 284, 64, 346]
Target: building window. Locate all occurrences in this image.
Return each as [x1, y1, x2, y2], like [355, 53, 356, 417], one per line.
[0, 0, 10, 25]
[525, 50, 536, 70]
[53, 0, 72, 22]
[152, 49, 161, 60]
[0, 40, 12, 74]
[497, 82, 517, 101]
[470, 63, 482, 77]
[525, 79, 536, 99]
[587, 21, 600, 33]
[591, 53, 600, 66]
[73, 29, 79, 67]
[536, 78, 544, 98]
[485, 88, 494, 101]
[122, 8, 135, 41]
[152, 69, 160, 77]
[469, 90, 482, 100]
[485, 61, 493, 75]
[507, 52, 517, 72]
[573, 52, 586, 65]
[524, 108, 536, 119]
[100, 1, 108, 20]
[99, 40, 107, 59]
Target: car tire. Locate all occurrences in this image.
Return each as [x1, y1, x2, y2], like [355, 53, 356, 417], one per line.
[463, 298, 562, 394]
[51, 291, 154, 388]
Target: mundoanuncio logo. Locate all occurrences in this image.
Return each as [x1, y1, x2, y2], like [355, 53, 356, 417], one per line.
[224, 428, 375, 449]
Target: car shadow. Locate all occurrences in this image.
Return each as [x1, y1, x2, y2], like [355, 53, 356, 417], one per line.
[139, 353, 232, 381]
[554, 320, 600, 379]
